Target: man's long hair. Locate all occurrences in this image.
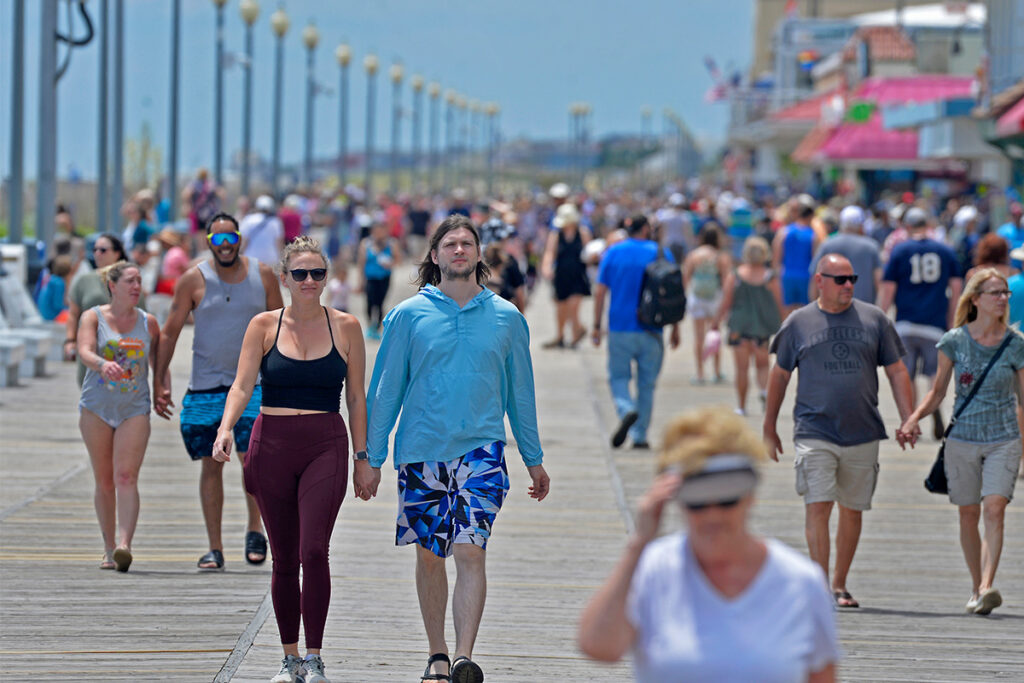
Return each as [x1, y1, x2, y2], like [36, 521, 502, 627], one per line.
[416, 214, 490, 288]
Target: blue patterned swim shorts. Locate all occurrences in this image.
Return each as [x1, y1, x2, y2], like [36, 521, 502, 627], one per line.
[396, 442, 510, 558]
[180, 385, 262, 461]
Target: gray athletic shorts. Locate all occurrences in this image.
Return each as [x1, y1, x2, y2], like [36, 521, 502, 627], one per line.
[901, 333, 939, 380]
[794, 439, 880, 511]
[944, 438, 1021, 506]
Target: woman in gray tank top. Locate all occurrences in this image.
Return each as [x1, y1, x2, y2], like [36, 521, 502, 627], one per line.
[77, 262, 161, 572]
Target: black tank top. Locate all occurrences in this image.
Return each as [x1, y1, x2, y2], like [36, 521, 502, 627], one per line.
[260, 307, 347, 412]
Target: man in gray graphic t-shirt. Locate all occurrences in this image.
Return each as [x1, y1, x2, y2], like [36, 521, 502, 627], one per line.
[764, 254, 915, 609]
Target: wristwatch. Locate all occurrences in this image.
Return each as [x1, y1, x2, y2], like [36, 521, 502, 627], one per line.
[353, 450, 369, 461]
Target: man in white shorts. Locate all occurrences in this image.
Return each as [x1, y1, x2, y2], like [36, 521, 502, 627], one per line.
[764, 255, 916, 608]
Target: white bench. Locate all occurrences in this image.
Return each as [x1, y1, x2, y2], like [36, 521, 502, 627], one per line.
[0, 274, 53, 378]
[0, 337, 26, 387]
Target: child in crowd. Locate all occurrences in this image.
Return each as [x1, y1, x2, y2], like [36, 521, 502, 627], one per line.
[328, 261, 350, 313]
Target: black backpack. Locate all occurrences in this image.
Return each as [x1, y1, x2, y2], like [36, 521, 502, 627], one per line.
[637, 248, 686, 327]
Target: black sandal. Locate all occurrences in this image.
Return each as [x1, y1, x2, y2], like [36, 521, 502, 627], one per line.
[450, 656, 483, 683]
[245, 531, 267, 565]
[421, 653, 450, 682]
[197, 549, 225, 572]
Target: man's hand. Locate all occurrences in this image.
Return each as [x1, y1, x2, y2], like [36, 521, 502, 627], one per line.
[634, 470, 681, 545]
[669, 324, 681, 350]
[763, 424, 784, 462]
[153, 378, 175, 419]
[527, 464, 550, 501]
[352, 461, 381, 500]
[896, 418, 921, 450]
[591, 326, 602, 347]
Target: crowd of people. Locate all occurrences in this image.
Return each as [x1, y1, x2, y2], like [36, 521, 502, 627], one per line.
[35, 171, 1024, 682]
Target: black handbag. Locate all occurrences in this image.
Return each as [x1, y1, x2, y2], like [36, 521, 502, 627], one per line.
[925, 333, 1014, 494]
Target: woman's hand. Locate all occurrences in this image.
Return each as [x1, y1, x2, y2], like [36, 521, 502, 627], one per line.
[633, 471, 682, 546]
[99, 360, 125, 383]
[896, 418, 921, 450]
[352, 461, 380, 500]
[212, 429, 233, 462]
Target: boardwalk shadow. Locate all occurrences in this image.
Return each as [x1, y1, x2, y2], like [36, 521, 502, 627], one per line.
[858, 606, 1024, 620]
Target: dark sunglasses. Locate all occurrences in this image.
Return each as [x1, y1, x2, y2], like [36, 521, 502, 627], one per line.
[290, 268, 328, 282]
[207, 231, 241, 246]
[93, 246, 110, 253]
[685, 498, 742, 512]
[820, 273, 858, 285]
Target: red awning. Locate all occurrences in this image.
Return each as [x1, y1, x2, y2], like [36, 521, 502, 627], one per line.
[996, 96, 1024, 138]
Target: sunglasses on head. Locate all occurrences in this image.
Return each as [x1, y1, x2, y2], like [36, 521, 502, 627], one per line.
[290, 268, 327, 282]
[684, 497, 742, 512]
[820, 273, 858, 285]
[207, 231, 241, 246]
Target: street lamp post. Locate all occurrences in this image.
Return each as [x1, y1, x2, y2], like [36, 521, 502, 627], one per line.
[389, 62, 404, 195]
[111, 0, 124, 235]
[410, 75, 424, 192]
[568, 103, 579, 189]
[456, 95, 468, 189]
[443, 89, 456, 193]
[212, 0, 227, 185]
[269, 7, 288, 196]
[427, 82, 440, 193]
[469, 99, 480, 177]
[302, 22, 319, 188]
[485, 102, 499, 198]
[167, 0, 180, 223]
[9, 0, 24, 243]
[96, 0, 108, 233]
[239, 0, 260, 197]
[363, 54, 379, 202]
[335, 43, 351, 189]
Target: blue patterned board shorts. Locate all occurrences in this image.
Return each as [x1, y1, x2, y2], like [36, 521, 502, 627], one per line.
[180, 386, 262, 461]
[396, 442, 510, 558]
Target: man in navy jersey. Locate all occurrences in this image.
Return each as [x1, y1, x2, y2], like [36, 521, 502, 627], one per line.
[877, 207, 962, 439]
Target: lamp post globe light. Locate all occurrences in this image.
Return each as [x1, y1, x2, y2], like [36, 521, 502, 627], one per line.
[363, 54, 379, 202]
[212, 0, 228, 185]
[389, 62, 404, 195]
[302, 22, 320, 188]
[410, 74, 424, 190]
[335, 43, 351, 188]
[270, 6, 289, 196]
[443, 89, 456, 192]
[427, 81, 441, 192]
[239, 0, 260, 197]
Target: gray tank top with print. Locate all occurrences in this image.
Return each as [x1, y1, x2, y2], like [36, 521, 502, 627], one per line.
[79, 306, 151, 425]
[190, 257, 266, 391]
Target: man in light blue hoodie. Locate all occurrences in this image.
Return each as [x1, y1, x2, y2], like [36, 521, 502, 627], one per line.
[363, 214, 550, 683]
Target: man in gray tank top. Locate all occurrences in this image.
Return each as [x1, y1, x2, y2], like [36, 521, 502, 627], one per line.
[153, 213, 283, 571]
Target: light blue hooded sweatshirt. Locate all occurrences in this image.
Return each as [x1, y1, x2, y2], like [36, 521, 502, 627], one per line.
[366, 284, 544, 469]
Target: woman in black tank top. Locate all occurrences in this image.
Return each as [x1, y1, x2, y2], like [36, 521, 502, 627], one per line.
[212, 237, 369, 682]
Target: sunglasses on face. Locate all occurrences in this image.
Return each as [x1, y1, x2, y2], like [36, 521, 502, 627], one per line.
[820, 273, 858, 285]
[684, 497, 742, 512]
[207, 231, 241, 246]
[93, 246, 109, 253]
[289, 268, 327, 282]
[980, 289, 1011, 298]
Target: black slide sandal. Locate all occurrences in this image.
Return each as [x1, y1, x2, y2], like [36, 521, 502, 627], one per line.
[421, 653, 450, 682]
[450, 656, 484, 683]
[245, 531, 267, 565]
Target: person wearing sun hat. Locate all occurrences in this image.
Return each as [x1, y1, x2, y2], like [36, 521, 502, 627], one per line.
[579, 407, 840, 682]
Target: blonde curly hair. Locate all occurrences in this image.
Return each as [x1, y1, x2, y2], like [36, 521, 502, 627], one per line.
[658, 407, 767, 475]
[279, 235, 328, 274]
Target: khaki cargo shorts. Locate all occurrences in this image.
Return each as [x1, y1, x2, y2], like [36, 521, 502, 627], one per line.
[944, 437, 1021, 506]
[794, 439, 880, 511]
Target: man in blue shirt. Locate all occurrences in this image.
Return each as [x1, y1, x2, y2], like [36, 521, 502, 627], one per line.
[364, 214, 549, 683]
[877, 212, 962, 440]
[592, 215, 681, 449]
[996, 204, 1024, 268]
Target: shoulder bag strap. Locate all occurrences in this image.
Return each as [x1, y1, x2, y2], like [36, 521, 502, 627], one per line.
[943, 332, 1015, 438]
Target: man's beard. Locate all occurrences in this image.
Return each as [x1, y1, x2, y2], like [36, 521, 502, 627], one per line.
[214, 252, 239, 268]
[440, 262, 473, 281]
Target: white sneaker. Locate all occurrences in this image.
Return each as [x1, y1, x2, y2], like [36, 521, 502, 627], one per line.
[271, 655, 306, 683]
[965, 594, 980, 612]
[303, 654, 330, 683]
[974, 588, 1002, 615]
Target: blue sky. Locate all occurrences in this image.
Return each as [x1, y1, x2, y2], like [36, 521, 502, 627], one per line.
[0, 0, 754, 181]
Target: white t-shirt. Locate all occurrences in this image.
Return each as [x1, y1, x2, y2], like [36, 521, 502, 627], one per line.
[627, 533, 839, 683]
[239, 212, 284, 266]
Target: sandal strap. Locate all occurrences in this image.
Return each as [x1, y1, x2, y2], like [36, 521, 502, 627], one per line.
[422, 653, 451, 681]
[426, 653, 450, 667]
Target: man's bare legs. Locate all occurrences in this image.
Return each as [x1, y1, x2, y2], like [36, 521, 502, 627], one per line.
[199, 455, 264, 568]
[805, 501, 833, 580]
[415, 543, 488, 678]
[833, 504, 862, 595]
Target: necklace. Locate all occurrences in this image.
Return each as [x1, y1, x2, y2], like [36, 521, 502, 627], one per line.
[223, 279, 238, 302]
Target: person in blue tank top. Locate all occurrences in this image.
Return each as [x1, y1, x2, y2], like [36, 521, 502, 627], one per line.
[357, 222, 402, 340]
[773, 203, 820, 316]
[153, 213, 283, 572]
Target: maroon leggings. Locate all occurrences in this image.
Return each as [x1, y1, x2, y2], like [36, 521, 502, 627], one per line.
[243, 412, 348, 649]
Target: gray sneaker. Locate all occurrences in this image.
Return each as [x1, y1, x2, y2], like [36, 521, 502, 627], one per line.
[303, 654, 330, 683]
[270, 655, 306, 683]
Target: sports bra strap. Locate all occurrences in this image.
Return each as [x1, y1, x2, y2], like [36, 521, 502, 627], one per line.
[323, 306, 335, 345]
